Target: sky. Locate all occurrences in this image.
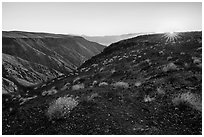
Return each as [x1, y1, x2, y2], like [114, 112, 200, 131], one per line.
[2, 2, 202, 36]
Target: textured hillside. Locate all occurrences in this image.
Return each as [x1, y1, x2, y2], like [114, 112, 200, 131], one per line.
[2, 31, 105, 93]
[2, 31, 202, 135]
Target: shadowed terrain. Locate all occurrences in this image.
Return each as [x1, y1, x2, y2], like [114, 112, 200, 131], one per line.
[2, 31, 202, 135]
[2, 31, 105, 94]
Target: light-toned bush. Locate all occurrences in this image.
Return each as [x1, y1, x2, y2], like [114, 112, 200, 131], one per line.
[73, 77, 80, 83]
[99, 67, 105, 72]
[92, 80, 98, 86]
[3, 78, 18, 93]
[167, 56, 173, 61]
[46, 96, 79, 120]
[197, 63, 202, 68]
[162, 62, 178, 72]
[192, 57, 201, 64]
[72, 83, 84, 90]
[60, 83, 70, 91]
[192, 57, 202, 68]
[157, 87, 165, 94]
[42, 88, 58, 96]
[92, 64, 98, 67]
[111, 69, 116, 73]
[144, 95, 155, 102]
[99, 82, 108, 87]
[80, 68, 86, 72]
[172, 92, 202, 112]
[145, 59, 150, 63]
[87, 93, 99, 101]
[19, 95, 38, 105]
[113, 81, 129, 88]
[135, 81, 142, 87]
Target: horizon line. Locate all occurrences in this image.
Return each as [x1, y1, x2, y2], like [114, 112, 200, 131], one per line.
[2, 29, 202, 37]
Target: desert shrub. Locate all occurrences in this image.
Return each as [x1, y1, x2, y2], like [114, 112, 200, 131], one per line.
[60, 82, 70, 90]
[112, 81, 129, 88]
[156, 87, 165, 95]
[87, 93, 99, 101]
[172, 92, 201, 112]
[162, 62, 178, 72]
[42, 89, 58, 96]
[92, 80, 98, 86]
[192, 57, 201, 64]
[46, 96, 79, 120]
[135, 81, 142, 87]
[72, 83, 84, 90]
[73, 77, 86, 84]
[144, 95, 155, 102]
[73, 77, 80, 83]
[99, 82, 108, 86]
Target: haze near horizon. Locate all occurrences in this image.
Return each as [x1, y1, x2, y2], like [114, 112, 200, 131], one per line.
[2, 2, 202, 36]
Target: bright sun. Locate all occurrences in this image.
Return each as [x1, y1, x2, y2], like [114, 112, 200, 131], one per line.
[163, 31, 180, 42]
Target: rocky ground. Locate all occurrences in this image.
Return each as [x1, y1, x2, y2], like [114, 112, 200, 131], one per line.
[2, 31, 202, 135]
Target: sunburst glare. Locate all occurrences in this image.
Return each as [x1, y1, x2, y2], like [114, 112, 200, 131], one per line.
[163, 32, 181, 42]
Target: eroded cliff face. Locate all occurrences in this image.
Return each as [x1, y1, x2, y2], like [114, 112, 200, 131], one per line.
[2, 31, 105, 93]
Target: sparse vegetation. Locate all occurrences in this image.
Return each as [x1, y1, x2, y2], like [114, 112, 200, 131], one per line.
[172, 92, 202, 112]
[72, 83, 85, 90]
[112, 81, 129, 88]
[99, 82, 108, 86]
[162, 62, 178, 72]
[3, 31, 202, 135]
[46, 96, 79, 120]
[42, 88, 58, 96]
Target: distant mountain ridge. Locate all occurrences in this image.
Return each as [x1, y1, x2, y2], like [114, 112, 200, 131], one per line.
[82, 33, 143, 46]
[2, 31, 105, 93]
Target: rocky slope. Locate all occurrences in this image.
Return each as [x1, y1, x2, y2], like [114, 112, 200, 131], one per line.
[2, 31, 202, 135]
[2, 31, 105, 94]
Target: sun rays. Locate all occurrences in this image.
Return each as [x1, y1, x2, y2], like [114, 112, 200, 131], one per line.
[163, 32, 181, 43]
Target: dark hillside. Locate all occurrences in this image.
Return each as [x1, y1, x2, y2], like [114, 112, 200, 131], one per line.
[2, 31, 202, 135]
[2, 31, 105, 94]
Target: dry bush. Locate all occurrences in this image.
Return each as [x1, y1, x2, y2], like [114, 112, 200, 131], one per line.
[42, 89, 58, 96]
[72, 83, 84, 90]
[99, 82, 108, 86]
[113, 81, 129, 88]
[162, 62, 178, 72]
[172, 92, 202, 112]
[46, 96, 79, 120]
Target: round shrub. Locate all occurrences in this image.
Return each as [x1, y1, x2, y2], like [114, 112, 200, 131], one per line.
[72, 83, 84, 90]
[112, 81, 129, 88]
[172, 92, 201, 112]
[46, 96, 79, 120]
